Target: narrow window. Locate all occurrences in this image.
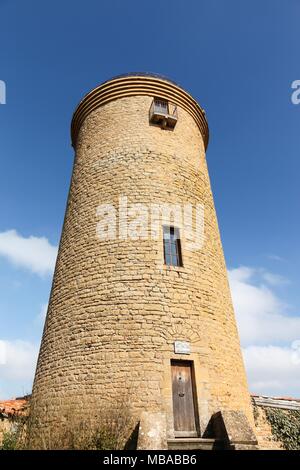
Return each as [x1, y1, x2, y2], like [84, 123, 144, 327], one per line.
[163, 226, 183, 267]
[149, 98, 177, 129]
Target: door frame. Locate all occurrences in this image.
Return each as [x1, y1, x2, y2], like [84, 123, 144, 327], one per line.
[171, 359, 200, 438]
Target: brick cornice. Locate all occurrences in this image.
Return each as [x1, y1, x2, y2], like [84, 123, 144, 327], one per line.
[71, 74, 209, 149]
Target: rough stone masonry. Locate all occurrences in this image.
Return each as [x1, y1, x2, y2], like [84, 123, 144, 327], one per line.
[29, 74, 256, 449]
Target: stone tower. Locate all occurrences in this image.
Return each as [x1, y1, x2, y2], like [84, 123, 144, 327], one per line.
[30, 73, 255, 449]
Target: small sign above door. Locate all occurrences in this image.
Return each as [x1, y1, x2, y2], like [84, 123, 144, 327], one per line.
[174, 341, 191, 355]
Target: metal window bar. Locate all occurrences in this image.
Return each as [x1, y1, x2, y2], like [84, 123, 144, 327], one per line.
[154, 99, 169, 114]
[168, 103, 178, 117]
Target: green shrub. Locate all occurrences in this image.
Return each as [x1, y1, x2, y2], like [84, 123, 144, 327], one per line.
[265, 407, 300, 450]
[1, 430, 18, 450]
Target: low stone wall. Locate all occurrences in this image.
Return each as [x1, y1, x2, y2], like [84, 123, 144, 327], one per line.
[0, 397, 29, 447]
[1, 394, 300, 450]
[252, 395, 300, 450]
[253, 405, 283, 450]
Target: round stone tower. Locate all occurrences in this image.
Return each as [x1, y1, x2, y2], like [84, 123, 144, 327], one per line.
[30, 73, 254, 449]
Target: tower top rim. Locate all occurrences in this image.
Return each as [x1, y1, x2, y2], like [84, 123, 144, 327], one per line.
[101, 72, 182, 87]
[71, 73, 209, 149]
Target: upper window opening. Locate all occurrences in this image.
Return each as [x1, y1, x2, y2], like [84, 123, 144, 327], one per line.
[163, 226, 183, 267]
[149, 98, 178, 129]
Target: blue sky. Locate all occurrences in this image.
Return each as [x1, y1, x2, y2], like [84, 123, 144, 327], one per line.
[0, 0, 299, 398]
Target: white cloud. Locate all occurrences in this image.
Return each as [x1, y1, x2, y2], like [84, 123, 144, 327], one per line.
[0, 229, 57, 276]
[35, 303, 48, 324]
[0, 340, 39, 398]
[243, 345, 300, 396]
[267, 254, 285, 262]
[229, 266, 300, 397]
[229, 266, 255, 283]
[260, 270, 289, 286]
[228, 266, 300, 346]
[0, 340, 6, 365]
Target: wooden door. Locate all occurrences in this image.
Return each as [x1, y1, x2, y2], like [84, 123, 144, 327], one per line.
[171, 361, 198, 437]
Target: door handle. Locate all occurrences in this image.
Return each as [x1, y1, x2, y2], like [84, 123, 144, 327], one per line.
[178, 392, 185, 397]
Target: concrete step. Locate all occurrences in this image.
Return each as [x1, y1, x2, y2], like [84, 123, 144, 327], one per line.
[167, 438, 225, 450]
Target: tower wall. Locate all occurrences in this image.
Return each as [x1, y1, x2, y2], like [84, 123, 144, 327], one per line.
[30, 75, 254, 446]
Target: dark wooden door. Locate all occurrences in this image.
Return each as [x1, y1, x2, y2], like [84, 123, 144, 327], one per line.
[171, 361, 198, 437]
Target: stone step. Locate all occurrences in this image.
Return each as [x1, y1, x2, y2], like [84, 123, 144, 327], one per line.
[167, 438, 225, 450]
